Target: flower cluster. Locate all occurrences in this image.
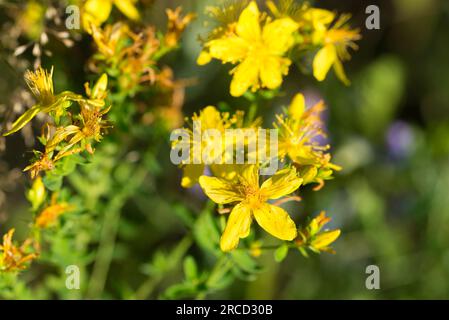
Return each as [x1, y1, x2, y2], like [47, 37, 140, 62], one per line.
[173, 93, 341, 253]
[89, 7, 194, 92]
[0, 66, 108, 273]
[170, 0, 355, 256]
[0, 0, 356, 296]
[3, 67, 110, 179]
[198, 1, 360, 96]
[88, 7, 195, 129]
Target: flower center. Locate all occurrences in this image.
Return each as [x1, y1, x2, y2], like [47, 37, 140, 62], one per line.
[242, 185, 266, 210]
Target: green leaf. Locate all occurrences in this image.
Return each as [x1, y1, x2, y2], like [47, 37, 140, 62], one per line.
[230, 251, 261, 274]
[3, 105, 41, 136]
[163, 283, 197, 300]
[183, 256, 198, 281]
[193, 209, 221, 254]
[274, 244, 289, 262]
[43, 172, 63, 191]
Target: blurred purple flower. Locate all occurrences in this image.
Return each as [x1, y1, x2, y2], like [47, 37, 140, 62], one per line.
[386, 121, 414, 159]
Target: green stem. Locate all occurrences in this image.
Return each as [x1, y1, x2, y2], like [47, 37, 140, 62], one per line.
[246, 102, 258, 126]
[86, 165, 147, 299]
[85, 195, 125, 299]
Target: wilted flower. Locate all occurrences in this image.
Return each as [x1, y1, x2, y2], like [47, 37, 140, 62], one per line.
[165, 7, 196, 48]
[0, 229, 37, 273]
[23, 151, 55, 179]
[35, 198, 73, 229]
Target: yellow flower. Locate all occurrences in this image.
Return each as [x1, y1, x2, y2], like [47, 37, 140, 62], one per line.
[3, 67, 81, 136]
[179, 106, 227, 187]
[295, 211, 340, 254]
[275, 93, 341, 189]
[199, 165, 302, 252]
[175, 106, 248, 188]
[35, 200, 73, 229]
[200, 1, 299, 97]
[312, 15, 361, 85]
[0, 229, 38, 273]
[276, 93, 326, 163]
[311, 229, 340, 251]
[82, 0, 140, 34]
[302, 8, 335, 42]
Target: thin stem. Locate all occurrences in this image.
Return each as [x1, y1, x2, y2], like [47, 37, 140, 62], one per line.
[86, 165, 147, 299]
[246, 101, 258, 126]
[85, 194, 125, 299]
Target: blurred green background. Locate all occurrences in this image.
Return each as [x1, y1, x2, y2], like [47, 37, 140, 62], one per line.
[1, 0, 449, 299]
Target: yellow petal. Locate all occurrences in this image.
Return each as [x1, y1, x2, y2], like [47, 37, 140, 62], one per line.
[288, 93, 305, 119]
[304, 8, 335, 32]
[91, 73, 108, 99]
[236, 1, 261, 42]
[199, 175, 243, 204]
[240, 164, 259, 187]
[259, 56, 285, 90]
[207, 37, 248, 63]
[181, 164, 204, 188]
[230, 57, 259, 97]
[260, 167, 302, 199]
[253, 204, 297, 240]
[197, 50, 212, 65]
[84, 0, 112, 25]
[313, 44, 336, 82]
[3, 105, 41, 136]
[220, 203, 252, 251]
[113, 0, 140, 21]
[263, 18, 299, 55]
[333, 58, 350, 86]
[210, 164, 238, 181]
[312, 229, 341, 249]
[200, 106, 222, 130]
